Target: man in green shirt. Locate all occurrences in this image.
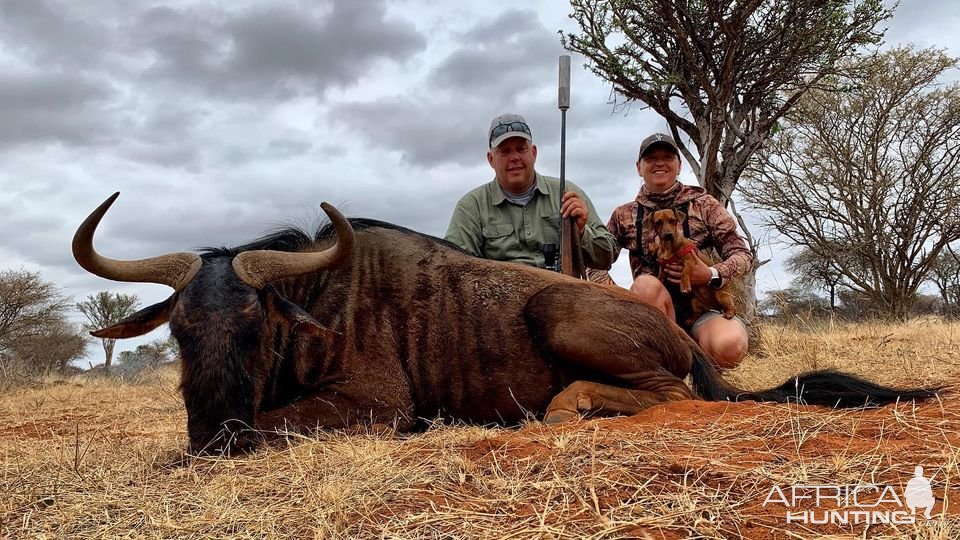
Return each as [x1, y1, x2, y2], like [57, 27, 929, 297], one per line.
[444, 113, 617, 270]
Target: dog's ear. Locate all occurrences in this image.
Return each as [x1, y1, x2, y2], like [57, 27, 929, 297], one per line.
[673, 209, 686, 224]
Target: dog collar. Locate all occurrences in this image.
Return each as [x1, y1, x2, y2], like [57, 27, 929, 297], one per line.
[658, 243, 698, 266]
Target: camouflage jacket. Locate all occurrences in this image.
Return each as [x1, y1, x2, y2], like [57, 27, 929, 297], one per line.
[588, 183, 753, 286]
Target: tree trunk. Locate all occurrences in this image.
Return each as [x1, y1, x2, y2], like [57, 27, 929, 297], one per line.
[102, 339, 116, 372]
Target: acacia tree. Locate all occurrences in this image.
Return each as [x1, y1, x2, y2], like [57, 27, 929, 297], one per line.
[759, 287, 830, 320]
[564, 0, 889, 208]
[0, 269, 87, 376]
[76, 291, 140, 372]
[743, 47, 960, 320]
[785, 244, 856, 311]
[930, 245, 960, 317]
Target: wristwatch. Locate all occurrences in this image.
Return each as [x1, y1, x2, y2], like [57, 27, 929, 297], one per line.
[709, 267, 722, 289]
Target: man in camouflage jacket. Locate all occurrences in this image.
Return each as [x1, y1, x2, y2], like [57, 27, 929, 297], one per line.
[589, 133, 752, 369]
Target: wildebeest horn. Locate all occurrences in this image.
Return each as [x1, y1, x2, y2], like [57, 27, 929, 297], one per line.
[231, 202, 355, 289]
[72, 192, 202, 291]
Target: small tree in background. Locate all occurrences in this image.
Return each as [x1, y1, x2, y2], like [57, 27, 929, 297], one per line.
[114, 335, 178, 378]
[785, 245, 852, 311]
[930, 246, 960, 317]
[0, 269, 87, 378]
[9, 321, 87, 374]
[759, 287, 831, 320]
[77, 291, 140, 373]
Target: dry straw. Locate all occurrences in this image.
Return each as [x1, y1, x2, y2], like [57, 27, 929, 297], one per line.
[2, 320, 959, 539]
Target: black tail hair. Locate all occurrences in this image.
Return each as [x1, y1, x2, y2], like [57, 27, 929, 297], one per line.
[689, 346, 941, 407]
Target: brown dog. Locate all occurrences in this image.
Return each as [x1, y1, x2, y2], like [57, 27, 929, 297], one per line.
[647, 209, 736, 327]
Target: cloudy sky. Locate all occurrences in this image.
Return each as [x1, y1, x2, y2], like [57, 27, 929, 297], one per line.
[2, 0, 957, 365]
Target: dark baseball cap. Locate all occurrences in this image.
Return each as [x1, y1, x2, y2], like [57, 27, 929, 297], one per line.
[638, 133, 680, 159]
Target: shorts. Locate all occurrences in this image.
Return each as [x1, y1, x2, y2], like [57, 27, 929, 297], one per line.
[689, 310, 749, 335]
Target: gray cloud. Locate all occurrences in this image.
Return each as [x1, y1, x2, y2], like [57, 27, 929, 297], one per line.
[333, 97, 483, 166]
[429, 9, 561, 99]
[332, 69, 626, 170]
[331, 9, 573, 167]
[0, 0, 116, 69]
[0, 1, 426, 158]
[137, 1, 426, 99]
[0, 71, 117, 149]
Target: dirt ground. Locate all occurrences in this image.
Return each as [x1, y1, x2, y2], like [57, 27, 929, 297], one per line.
[2, 320, 959, 539]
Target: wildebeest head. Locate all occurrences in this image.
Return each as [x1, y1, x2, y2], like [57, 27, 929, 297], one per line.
[72, 193, 354, 454]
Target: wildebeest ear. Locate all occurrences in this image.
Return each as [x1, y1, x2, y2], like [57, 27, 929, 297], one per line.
[260, 285, 339, 338]
[91, 295, 177, 339]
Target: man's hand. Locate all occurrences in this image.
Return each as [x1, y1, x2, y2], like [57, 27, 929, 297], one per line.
[560, 191, 588, 234]
[662, 255, 713, 286]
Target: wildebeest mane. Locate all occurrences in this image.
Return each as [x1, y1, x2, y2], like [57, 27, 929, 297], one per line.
[201, 218, 471, 257]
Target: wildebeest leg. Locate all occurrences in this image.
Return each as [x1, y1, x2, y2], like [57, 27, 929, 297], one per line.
[525, 283, 698, 423]
[543, 375, 695, 423]
[255, 389, 416, 437]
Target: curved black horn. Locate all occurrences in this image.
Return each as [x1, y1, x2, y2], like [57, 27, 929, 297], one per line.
[232, 202, 355, 289]
[72, 192, 202, 290]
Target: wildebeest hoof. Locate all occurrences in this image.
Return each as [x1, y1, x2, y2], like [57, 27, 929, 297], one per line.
[543, 409, 579, 424]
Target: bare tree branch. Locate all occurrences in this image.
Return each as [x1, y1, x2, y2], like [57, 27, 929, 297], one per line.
[743, 47, 960, 319]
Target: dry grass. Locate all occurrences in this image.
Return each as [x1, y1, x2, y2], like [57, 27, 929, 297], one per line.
[2, 320, 960, 539]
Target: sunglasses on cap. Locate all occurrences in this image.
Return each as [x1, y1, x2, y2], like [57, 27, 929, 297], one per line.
[489, 121, 532, 146]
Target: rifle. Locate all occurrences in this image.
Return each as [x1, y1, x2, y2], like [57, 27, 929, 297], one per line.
[557, 55, 586, 279]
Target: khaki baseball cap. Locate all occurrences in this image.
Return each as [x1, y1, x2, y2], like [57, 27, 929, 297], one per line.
[488, 113, 533, 149]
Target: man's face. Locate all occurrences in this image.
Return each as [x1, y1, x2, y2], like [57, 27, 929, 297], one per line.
[488, 137, 537, 194]
[637, 147, 681, 192]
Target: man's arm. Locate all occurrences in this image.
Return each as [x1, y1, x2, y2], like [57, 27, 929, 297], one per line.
[443, 198, 484, 257]
[566, 183, 618, 270]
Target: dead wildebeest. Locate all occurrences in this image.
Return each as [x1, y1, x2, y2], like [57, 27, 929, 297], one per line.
[73, 193, 939, 454]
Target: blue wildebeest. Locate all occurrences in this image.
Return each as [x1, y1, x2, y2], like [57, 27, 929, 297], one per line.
[73, 193, 939, 454]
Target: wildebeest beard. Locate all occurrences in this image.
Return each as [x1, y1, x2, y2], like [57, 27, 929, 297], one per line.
[72, 193, 941, 456]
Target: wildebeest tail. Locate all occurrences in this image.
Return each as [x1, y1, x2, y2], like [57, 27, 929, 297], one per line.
[689, 346, 940, 407]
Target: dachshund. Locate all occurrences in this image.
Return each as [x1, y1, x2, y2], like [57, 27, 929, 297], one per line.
[647, 208, 736, 328]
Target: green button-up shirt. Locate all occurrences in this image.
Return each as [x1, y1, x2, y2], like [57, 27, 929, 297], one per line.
[444, 172, 617, 270]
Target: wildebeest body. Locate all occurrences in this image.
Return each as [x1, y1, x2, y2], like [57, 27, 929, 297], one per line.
[223, 223, 690, 432]
[73, 195, 940, 454]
